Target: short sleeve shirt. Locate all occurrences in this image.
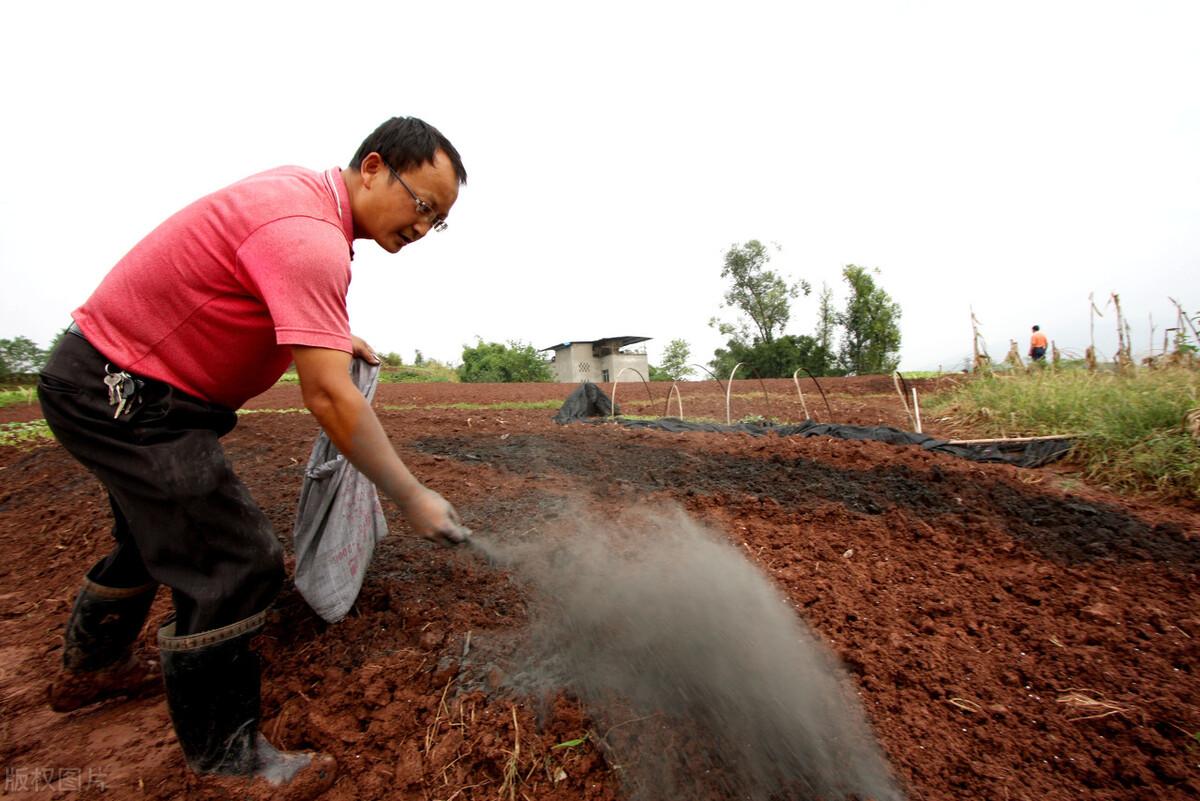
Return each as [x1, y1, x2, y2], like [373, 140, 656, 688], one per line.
[73, 167, 355, 409]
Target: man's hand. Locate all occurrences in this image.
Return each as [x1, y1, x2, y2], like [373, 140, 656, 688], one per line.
[351, 334, 380, 365]
[399, 486, 472, 546]
[292, 345, 469, 547]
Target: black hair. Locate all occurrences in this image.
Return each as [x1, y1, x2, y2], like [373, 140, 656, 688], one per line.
[349, 117, 467, 184]
[1032, 325, 1040, 331]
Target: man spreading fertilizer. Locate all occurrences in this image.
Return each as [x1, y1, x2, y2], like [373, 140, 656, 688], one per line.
[37, 116, 470, 798]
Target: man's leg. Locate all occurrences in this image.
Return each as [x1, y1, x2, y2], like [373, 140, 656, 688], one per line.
[41, 351, 162, 710]
[49, 533, 158, 712]
[39, 332, 333, 795]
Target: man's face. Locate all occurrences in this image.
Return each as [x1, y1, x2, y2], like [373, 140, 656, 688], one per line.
[356, 149, 460, 253]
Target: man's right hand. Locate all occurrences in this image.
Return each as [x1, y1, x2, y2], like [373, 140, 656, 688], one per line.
[292, 345, 470, 547]
[399, 485, 472, 546]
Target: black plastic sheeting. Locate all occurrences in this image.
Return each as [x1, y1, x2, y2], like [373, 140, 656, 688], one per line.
[553, 383, 1072, 469]
[553, 381, 620, 423]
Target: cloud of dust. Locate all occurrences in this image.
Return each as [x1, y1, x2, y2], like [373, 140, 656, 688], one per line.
[470, 504, 905, 801]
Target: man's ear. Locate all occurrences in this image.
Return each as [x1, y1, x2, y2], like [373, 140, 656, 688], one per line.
[359, 152, 386, 189]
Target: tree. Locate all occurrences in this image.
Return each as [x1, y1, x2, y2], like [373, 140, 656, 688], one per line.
[710, 240, 810, 346]
[0, 336, 46, 380]
[652, 339, 693, 381]
[807, 283, 840, 376]
[458, 339, 553, 383]
[710, 334, 832, 379]
[837, 265, 902, 375]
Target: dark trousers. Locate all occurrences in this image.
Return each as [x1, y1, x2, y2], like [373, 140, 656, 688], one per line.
[38, 332, 284, 636]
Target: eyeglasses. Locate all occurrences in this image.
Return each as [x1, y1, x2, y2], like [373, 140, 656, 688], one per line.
[388, 166, 448, 233]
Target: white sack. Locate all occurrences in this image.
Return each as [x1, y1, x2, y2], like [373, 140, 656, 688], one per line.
[292, 359, 388, 622]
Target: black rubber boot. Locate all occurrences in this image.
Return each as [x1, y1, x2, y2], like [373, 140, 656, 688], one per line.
[48, 577, 158, 712]
[158, 613, 337, 798]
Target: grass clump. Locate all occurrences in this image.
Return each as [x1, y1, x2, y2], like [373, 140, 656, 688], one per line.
[0, 387, 38, 408]
[0, 420, 52, 446]
[275, 364, 460, 385]
[380, 400, 561, 412]
[931, 367, 1200, 499]
[378, 364, 459, 383]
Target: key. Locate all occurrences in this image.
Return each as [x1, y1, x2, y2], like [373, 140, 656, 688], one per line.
[103, 373, 122, 406]
[119, 377, 140, 416]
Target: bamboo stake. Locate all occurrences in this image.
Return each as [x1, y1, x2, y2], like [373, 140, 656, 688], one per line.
[948, 434, 1076, 445]
[791, 369, 811, 421]
[893, 372, 914, 429]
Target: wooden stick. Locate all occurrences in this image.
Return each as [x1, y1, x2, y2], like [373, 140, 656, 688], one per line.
[947, 434, 1076, 445]
[892, 372, 914, 429]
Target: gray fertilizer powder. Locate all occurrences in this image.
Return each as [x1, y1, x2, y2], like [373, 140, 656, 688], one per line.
[471, 504, 904, 801]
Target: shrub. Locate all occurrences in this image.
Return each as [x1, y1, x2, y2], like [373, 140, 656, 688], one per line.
[458, 340, 553, 383]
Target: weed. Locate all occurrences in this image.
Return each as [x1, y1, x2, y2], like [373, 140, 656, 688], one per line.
[275, 363, 460, 385]
[378, 364, 459, 383]
[429, 400, 560, 411]
[381, 400, 561, 412]
[551, 735, 588, 750]
[0, 387, 38, 408]
[0, 420, 52, 446]
[498, 706, 521, 801]
[930, 366, 1200, 499]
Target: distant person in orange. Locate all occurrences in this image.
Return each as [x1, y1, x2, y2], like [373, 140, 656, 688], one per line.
[1029, 325, 1048, 362]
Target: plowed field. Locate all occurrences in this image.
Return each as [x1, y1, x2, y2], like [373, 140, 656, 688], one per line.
[1, 377, 1197, 800]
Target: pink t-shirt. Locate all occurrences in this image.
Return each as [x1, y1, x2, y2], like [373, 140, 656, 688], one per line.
[74, 166, 356, 409]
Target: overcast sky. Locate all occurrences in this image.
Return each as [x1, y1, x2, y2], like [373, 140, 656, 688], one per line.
[2, 1, 1197, 373]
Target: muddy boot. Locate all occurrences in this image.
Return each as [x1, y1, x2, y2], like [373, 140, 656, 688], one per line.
[48, 578, 158, 712]
[158, 613, 337, 799]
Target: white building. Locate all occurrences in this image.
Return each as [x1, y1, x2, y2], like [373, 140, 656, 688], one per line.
[542, 336, 651, 383]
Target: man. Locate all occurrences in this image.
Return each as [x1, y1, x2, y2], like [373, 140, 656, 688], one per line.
[1029, 325, 1048, 362]
[37, 116, 470, 798]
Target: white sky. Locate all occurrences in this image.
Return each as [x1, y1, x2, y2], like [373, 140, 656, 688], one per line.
[2, 1, 1197, 372]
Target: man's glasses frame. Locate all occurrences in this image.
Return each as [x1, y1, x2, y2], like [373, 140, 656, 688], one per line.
[388, 165, 448, 233]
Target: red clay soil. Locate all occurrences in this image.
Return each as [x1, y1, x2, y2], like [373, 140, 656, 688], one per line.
[1, 377, 1198, 800]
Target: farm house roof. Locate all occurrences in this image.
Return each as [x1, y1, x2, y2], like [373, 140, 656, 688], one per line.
[540, 336, 651, 352]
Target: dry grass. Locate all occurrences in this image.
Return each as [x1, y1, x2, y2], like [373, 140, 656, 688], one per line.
[1056, 689, 1139, 721]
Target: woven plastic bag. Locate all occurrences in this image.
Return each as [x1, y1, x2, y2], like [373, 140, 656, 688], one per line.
[292, 359, 388, 622]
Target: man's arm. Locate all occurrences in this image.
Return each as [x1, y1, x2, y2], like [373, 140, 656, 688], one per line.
[291, 344, 469, 545]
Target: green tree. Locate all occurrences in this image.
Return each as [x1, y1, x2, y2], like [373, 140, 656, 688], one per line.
[0, 336, 47, 380]
[652, 339, 693, 381]
[837, 265, 902, 375]
[458, 339, 553, 383]
[378, 351, 404, 367]
[806, 283, 840, 376]
[710, 240, 810, 345]
[710, 334, 833, 379]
